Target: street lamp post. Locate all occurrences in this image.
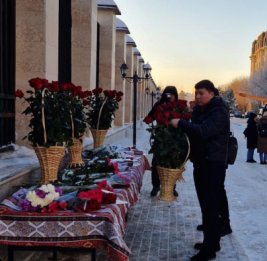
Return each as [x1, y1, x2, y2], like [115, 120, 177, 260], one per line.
[145, 86, 161, 110]
[120, 62, 152, 148]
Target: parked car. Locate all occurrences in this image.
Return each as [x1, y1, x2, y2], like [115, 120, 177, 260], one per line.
[234, 111, 243, 118]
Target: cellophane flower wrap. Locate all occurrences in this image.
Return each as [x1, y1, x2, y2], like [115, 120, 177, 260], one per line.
[148, 100, 191, 169]
[86, 88, 123, 130]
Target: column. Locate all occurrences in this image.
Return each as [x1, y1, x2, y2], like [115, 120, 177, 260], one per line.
[72, 0, 97, 89]
[97, 1, 120, 90]
[114, 18, 129, 126]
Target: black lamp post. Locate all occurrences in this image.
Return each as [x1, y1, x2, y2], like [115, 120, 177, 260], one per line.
[120, 62, 152, 148]
[145, 86, 161, 109]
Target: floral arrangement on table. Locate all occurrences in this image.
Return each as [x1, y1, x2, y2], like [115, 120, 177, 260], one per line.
[75, 180, 117, 212]
[14, 184, 66, 212]
[148, 100, 191, 169]
[86, 88, 123, 130]
[57, 158, 120, 186]
[11, 182, 117, 213]
[15, 78, 91, 147]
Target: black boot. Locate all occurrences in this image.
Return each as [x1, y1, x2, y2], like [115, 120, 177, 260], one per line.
[150, 186, 160, 197]
[191, 250, 216, 261]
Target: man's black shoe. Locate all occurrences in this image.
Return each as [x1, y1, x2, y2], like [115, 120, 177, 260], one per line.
[220, 225, 232, 237]
[246, 159, 257, 163]
[173, 189, 178, 197]
[194, 243, 220, 252]
[150, 186, 160, 197]
[196, 224, 204, 231]
[191, 251, 216, 261]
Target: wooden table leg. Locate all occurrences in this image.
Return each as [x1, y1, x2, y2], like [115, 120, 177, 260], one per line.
[91, 248, 96, 261]
[7, 246, 14, 261]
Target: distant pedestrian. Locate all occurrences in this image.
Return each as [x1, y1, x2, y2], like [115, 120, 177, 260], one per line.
[143, 86, 179, 197]
[243, 112, 258, 163]
[257, 111, 267, 164]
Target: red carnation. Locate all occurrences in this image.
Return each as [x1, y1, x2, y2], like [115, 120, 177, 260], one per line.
[102, 192, 117, 204]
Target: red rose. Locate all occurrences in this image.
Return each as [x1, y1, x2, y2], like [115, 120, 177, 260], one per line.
[83, 100, 90, 106]
[92, 88, 99, 95]
[58, 201, 67, 210]
[116, 96, 122, 102]
[171, 112, 181, 119]
[182, 112, 191, 120]
[47, 201, 60, 213]
[48, 81, 59, 92]
[15, 89, 24, 98]
[117, 91, 123, 97]
[29, 77, 44, 90]
[83, 90, 92, 97]
[143, 115, 153, 124]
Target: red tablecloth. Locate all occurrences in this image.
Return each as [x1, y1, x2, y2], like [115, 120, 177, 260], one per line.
[0, 155, 150, 261]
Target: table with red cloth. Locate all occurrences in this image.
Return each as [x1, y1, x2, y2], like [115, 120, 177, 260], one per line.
[0, 155, 150, 261]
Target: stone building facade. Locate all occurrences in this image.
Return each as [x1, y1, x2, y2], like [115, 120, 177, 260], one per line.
[0, 0, 157, 147]
[250, 31, 267, 74]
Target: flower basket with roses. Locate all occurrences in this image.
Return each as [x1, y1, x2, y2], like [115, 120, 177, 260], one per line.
[86, 88, 123, 148]
[148, 99, 191, 201]
[15, 78, 90, 182]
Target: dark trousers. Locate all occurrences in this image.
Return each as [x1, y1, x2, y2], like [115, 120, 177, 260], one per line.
[151, 155, 160, 187]
[193, 161, 230, 251]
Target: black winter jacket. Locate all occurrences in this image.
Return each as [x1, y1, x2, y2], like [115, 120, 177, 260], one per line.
[243, 114, 258, 149]
[178, 96, 230, 164]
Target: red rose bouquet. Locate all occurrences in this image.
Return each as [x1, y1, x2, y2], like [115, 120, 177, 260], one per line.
[149, 99, 191, 169]
[86, 88, 123, 130]
[15, 78, 90, 147]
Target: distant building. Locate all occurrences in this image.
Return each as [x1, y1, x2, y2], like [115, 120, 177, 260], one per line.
[250, 31, 267, 74]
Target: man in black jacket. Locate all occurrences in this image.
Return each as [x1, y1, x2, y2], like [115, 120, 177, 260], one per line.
[171, 80, 231, 261]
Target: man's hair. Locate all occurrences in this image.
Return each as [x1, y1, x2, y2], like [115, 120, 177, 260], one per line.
[195, 80, 216, 93]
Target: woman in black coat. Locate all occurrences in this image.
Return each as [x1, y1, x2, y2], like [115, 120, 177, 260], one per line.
[243, 112, 258, 163]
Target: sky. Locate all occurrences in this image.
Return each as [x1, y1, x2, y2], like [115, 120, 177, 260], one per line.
[115, 0, 267, 93]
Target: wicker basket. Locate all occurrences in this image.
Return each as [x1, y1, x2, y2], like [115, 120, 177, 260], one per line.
[34, 146, 65, 184]
[157, 166, 185, 201]
[33, 89, 65, 183]
[90, 129, 108, 148]
[156, 134, 190, 201]
[68, 138, 84, 168]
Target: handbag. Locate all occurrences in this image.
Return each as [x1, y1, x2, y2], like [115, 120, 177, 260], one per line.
[227, 132, 238, 165]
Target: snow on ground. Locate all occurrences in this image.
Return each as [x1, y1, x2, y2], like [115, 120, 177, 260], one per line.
[134, 118, 267, 261]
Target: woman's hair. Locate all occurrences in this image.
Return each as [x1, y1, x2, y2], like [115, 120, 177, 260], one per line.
[160, 86, 178, 103]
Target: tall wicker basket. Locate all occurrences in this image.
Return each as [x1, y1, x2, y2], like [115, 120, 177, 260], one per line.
[68, 138, 84, 168]
[157, 166, 185, 201]
[156, 134, 190, 201]
[33, 88, 65, 184]
[34, 146, 65, 184]
[90, 129, 108, 148]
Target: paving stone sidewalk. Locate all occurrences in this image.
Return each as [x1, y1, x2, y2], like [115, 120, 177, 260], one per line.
[0, 123, 250, 260]
[109, 160, 250, 261]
